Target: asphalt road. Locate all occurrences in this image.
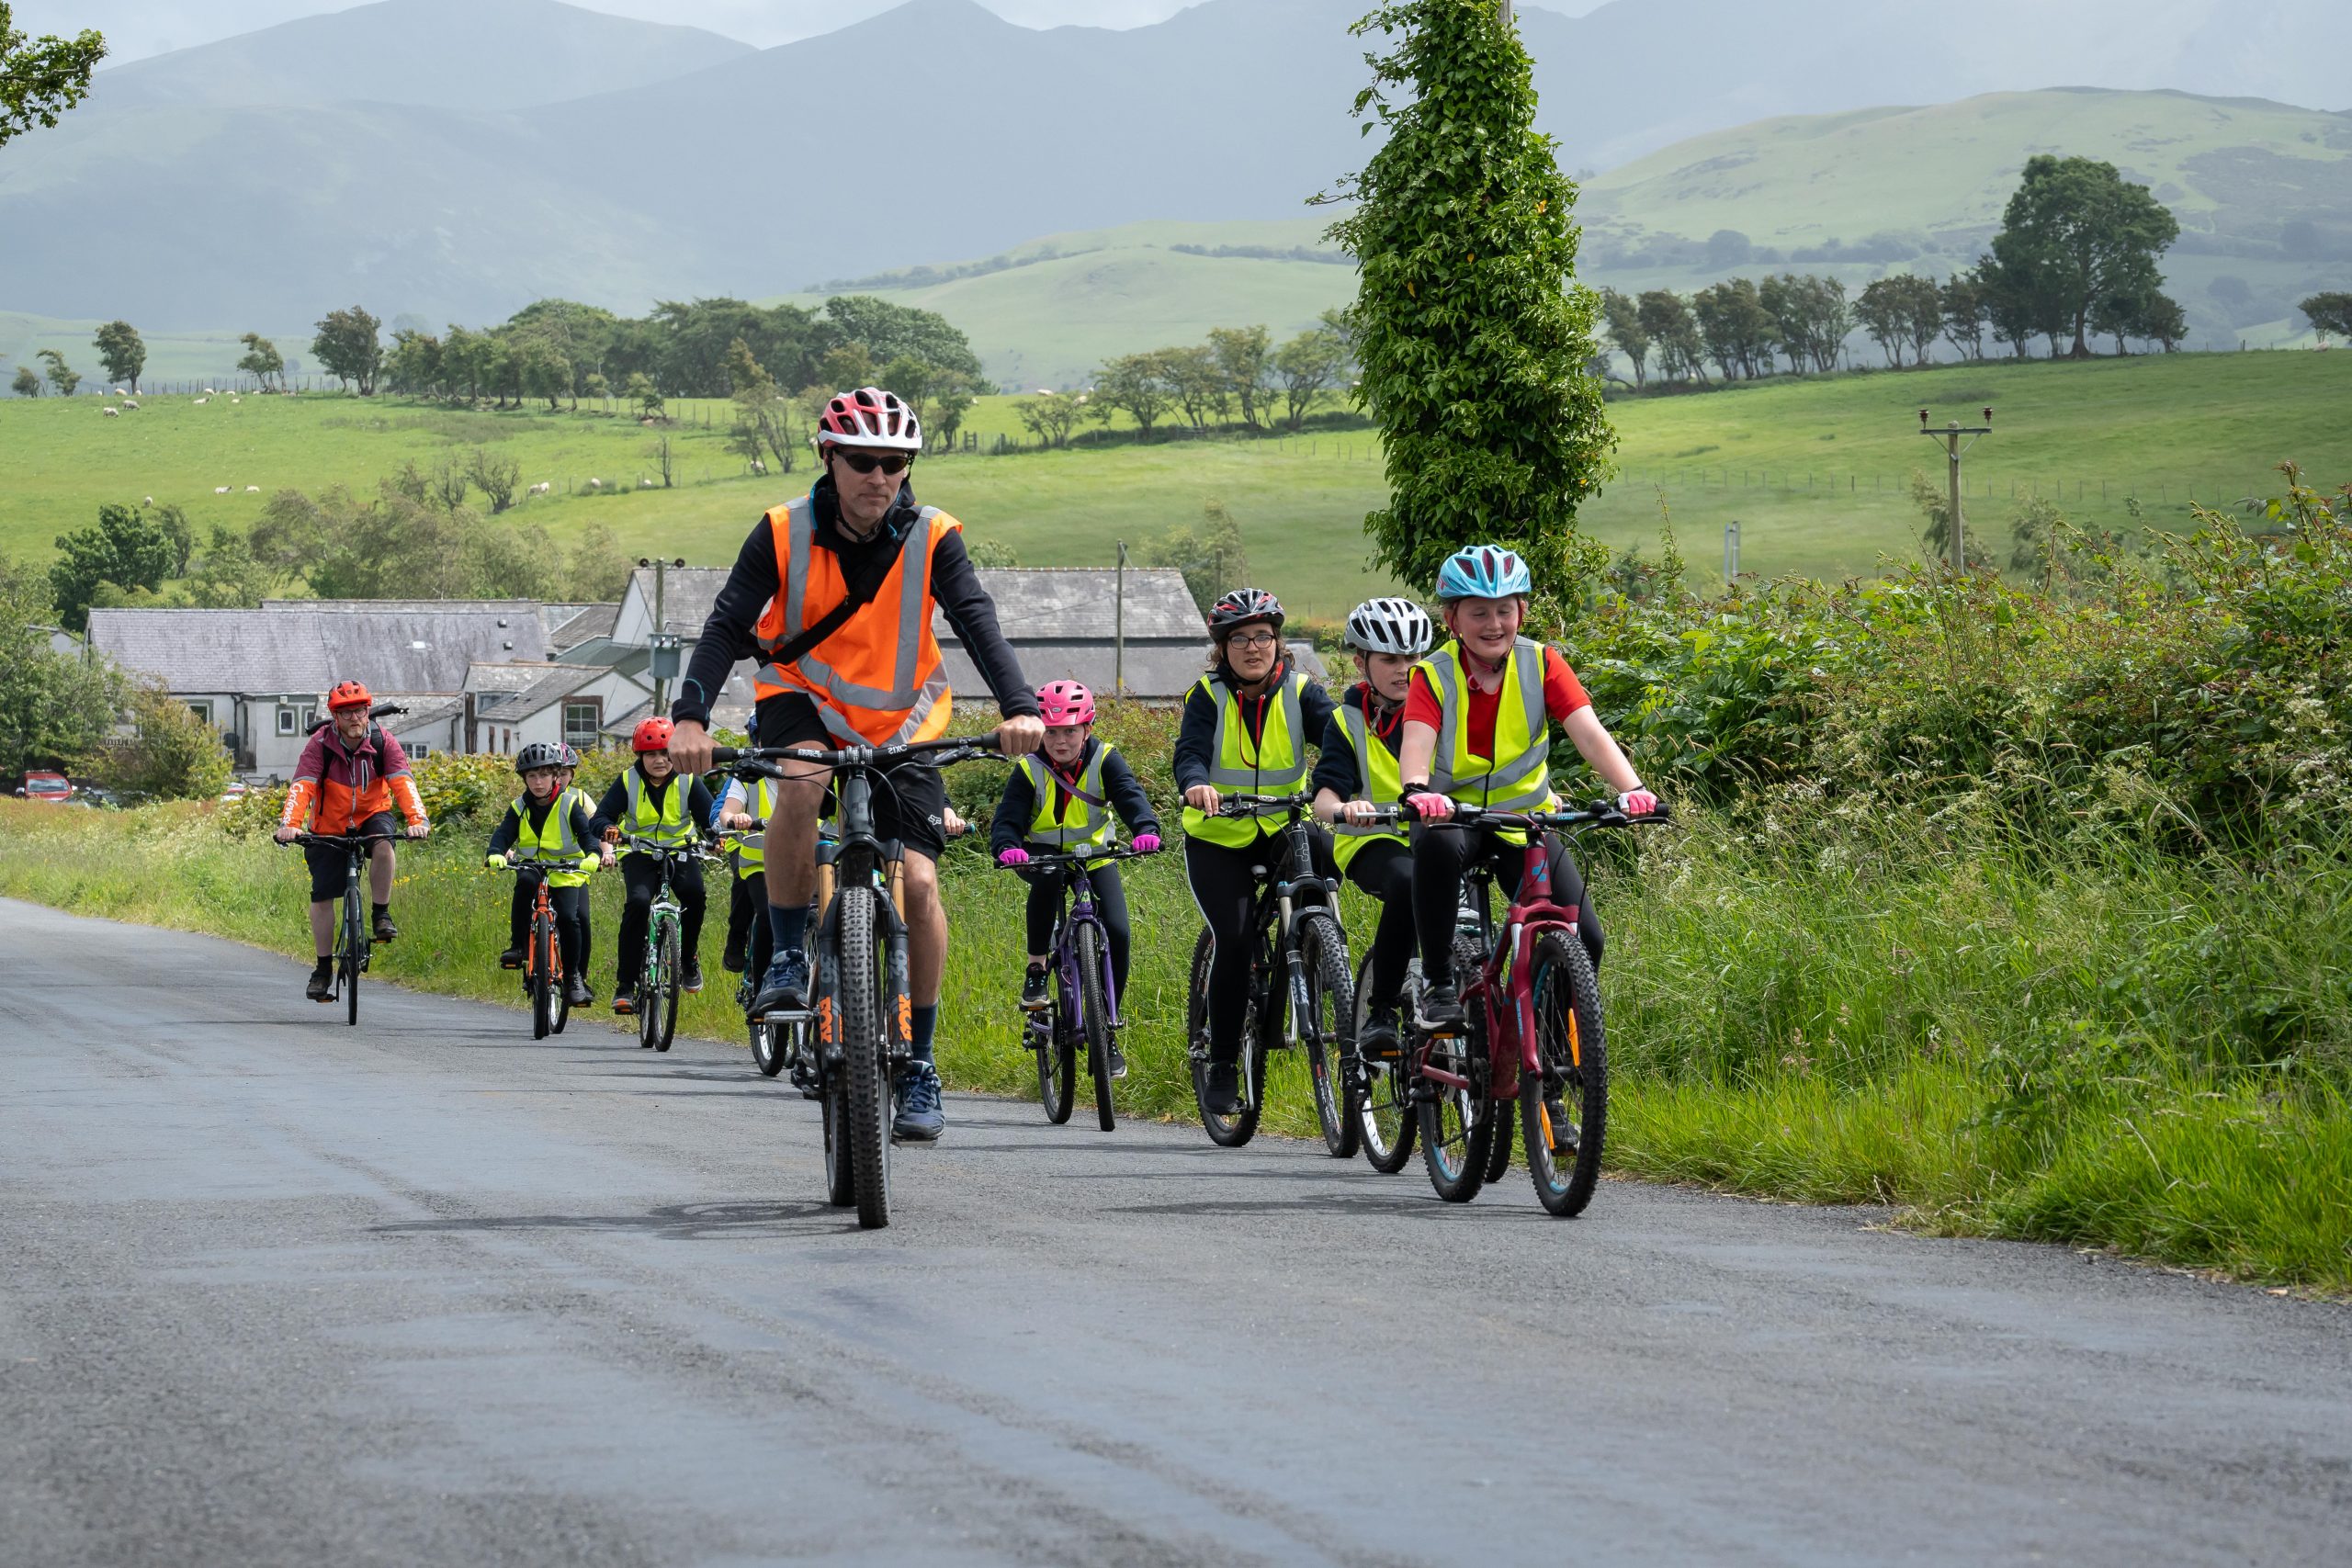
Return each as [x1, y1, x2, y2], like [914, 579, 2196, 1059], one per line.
[3, 897, 2347, 1567]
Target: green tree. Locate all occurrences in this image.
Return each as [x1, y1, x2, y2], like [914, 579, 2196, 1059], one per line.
[462, 446, 522, 513]
[1272, 321, 1347, 430]
[1857, 276, 1910, 367]
[49, 503, 177, 631]
[1207, 324, 1274, 430]
[1989, 154, 2179, 359]
[1691, 278, 1776, 380]
[2298, 292, 2352, 344]
[0, 549, 121, 777]
[152, 502, 193, 577]
[92, 320, 144, 392]
[626, 371, 664, 421]
[311, 306, 383, 394]
[1162, 344, 1227, 433]
[1599, 287, 1650, 389]
[1015, 390, 1084, 448]
[1940, 271, 1988, 360]
[724, 338, 799, 474]
[820, 295, 985, 383]
[1637, 289, 1707, 384]
[237, 332, 285, 392]
[928, 368, 980, 446]
[12, 363, 41, 398]
[1090, 352, 1171, 441]
[37, 347, 78, 396]
[0, 4, 105, 147]
[184, 525, 275, 608]
[112, 681, 232, 801]
[1331, 0, 1611, 588]
[384, 328, 443, 396]
[880, 354, 934, 432]
[1142, 499, 1252, 615]
[2135, 289, 2188, 353]
[815, 342, 876, 395]
[516, 336, 571, 411]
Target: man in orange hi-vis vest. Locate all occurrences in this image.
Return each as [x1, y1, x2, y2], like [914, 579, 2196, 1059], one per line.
[669, 386, 1044, 1141]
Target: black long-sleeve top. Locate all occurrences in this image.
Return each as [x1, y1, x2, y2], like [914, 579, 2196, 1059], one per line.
[589, 764, 716, 844]
[1311, 682, 1405, 800]
[989, 739, 1161, 856]
[672, 474, 1040, 728]
[487, 789, 598, 858]
[1172, 662, 1337, 794]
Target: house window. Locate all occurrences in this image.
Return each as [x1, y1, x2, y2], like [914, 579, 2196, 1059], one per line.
[408, 742, 432, 759]
[301, 707, 317, 731]
[187, 701, 213, 725]
[564, 699, 603, 750]
[277, 705, 298, 736]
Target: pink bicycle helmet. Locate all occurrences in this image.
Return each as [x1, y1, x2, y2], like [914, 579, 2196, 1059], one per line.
[816, 386, 923, 451]
[1037, 680, 1096, 727]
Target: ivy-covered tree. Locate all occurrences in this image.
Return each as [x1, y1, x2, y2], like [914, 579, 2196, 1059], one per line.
[1330, 1, 1611, 589]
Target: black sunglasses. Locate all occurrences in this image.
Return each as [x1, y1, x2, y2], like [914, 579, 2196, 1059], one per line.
[834, 450, 913, 477]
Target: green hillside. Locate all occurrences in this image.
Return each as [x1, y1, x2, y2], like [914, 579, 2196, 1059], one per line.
[6, 352, 2346, 614]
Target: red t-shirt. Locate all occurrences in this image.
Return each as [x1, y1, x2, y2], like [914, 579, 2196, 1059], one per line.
[1404, 645, 1589, 763]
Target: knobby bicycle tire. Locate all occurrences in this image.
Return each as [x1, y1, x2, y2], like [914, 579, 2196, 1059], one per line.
[1074, 922, 1116, 1133]
[343, 883, 363, 1028]
[1035, 1004, 1074, 1123]
[1524, 931, 1609, 1218]
[637, 918, 664, 1051]
[1187, 928, 1263, 1147]
[653, 920, 682, 1052]
[1298, 911, 1359, 1159]
[1485, 1089, 1516, 1182]
[530, 917, 555, 1040]
[752, 1016, 786, 1077]
[836, 886, 893, 1229]
[821, 1080, 855, 1206]
[1353, 953, 1416, 1174]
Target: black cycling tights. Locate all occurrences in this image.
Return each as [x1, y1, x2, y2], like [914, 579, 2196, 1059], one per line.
[509, 873, 589, 978]
[1342, 838, 1418, 1008]
[1412, 824, 1603, 983]
[1023, 862, 1133, 1002]
[1185, 832, 1335, 1065]
[617, 852, 706, 989]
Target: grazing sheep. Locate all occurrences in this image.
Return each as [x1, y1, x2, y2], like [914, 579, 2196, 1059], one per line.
[751, 459, 767, 476]
[102, 407, 119, 417]
[588, 478, 602, 490]
[110, 387, 123, 396]
[202, 388, 217, 395]
[194, 396, 209, 404]
[527, 481, 552, 496]
[244, 485, 261, 493]
[230, 395, 242, 403]
[122, 399, 138, 409]
[215, 486, 231, 495]
[639, 477, 654, 489]
[143, 496, 154, 506]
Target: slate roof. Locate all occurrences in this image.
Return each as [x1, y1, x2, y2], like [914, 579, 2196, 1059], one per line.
[960, 568, 1201, 643]
[89, 608, 548, 697]
[548, 603, 620, 651]
[622, 567, 733, 638]
[263, 599, 557, 654]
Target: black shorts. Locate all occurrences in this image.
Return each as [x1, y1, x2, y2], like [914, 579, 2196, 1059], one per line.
[754, 693, 948, 861]
[304, 811, 396, 901]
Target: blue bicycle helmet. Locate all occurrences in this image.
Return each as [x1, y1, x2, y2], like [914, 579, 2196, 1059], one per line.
[1435, 545, 1532, 603]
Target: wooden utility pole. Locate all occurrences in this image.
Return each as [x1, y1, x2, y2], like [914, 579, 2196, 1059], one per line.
[1917, 408, 1994, 570]
[1114, 540, 1128, 697]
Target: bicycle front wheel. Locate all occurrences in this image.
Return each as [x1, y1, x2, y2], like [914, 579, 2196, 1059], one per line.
[1297, 911, 1358, 1159]
[1524, 931, 1608, 1217]
[1352, 953, 1415, 1174]
[652, 919, 681, 1052]
[530, 918, 555, 1039]
[836, 886, 893, 1229]
[343, 886, 363, 1027]
[1074, 923, 1116, 1133]
[1188, 927, 1263, 1148]
[637, 931, 663, 1051]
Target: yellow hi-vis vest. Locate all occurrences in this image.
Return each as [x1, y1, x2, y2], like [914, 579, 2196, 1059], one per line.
[1331, 697, 1406, 871]
[623, 767, 694, 850]
[732, 774, 776, 880]
[1018, 745, 1116, 861]
[1416, 637, 1553, 812]
[512, 791, 594, 888]
[1181, 670, 1308, 848]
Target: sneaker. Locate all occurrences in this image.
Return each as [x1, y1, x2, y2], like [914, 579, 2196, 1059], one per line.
[721, 940, 747, 975]
[498, 946, 526, 970]
[893, 1061, 945, 1141]
[1019, 964, 1050, 1011]
[612, 987, 636, 1016]
[1360, 1002, 1403, 1061]
[1201, 1061, 1243, 1117]
[751, 948, 809, 1019]
[564, 975, 592, 1007]
[372, 909, 399, 942]
[305, 963, 334, 1003]
[1418, 981, 1464, 1032]
[1107, 1042, 1128, 1080]
[681, 960, 704, 995]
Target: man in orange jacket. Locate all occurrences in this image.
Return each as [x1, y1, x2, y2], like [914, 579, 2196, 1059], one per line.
[669, 386, 1043, 1140]
[273, 681, 431, 1000]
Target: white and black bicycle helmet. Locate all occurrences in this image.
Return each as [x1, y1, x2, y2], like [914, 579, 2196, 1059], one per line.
[1344, 596, 1435, 658]
[514, 741, 565, 773]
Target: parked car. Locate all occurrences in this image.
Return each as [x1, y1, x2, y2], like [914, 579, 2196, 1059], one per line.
[72, 783, 123, 809]
[15, 771, 73, 804]
[220, 781, 251, 803]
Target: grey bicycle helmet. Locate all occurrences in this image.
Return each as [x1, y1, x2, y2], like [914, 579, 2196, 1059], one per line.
[515, 741, 564, 774]
[1208, 586, 1285, 635]
[1345, 596, 1435, 657]
[555, 743, 582, 768]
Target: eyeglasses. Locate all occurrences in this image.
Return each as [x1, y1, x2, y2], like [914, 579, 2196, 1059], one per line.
[834, 450, 913, 477]
[1227, 631, 1281, 650]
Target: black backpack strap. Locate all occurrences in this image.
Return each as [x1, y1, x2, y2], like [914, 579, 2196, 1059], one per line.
[762, 524, 916, 671]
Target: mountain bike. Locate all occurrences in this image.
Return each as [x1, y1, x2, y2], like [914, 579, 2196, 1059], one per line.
[1388, 799, 1669, 1214]
[614, 833, 719, 1054]
[1001, 842, 1152, 1132]
[714, 735, 1006, 1230]
[488, 858, 595, 1040]
[286, 831, 392, 1027]
[1183, 794, 1356, 1152]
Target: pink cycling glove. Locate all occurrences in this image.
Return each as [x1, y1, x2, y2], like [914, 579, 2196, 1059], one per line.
[1618, 789, 1659, 818]
[1131, 833, 1162, 854]
[997, 847, 1031, 867]
[1406, 791, 1455, 823]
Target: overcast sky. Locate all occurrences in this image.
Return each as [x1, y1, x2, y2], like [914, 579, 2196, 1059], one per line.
[18, 0, 1611, 63]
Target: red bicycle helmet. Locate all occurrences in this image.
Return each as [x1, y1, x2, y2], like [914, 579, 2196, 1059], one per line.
[326, 680, 373, 712]
[816, 386, 923, 452]
[1037, 680, 1096, 727]
[632, 716, 674, 753]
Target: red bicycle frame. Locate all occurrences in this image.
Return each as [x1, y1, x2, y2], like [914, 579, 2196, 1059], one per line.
[1451, 840, 1582, 1101]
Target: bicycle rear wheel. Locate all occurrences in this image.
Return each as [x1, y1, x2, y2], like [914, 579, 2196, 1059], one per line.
[652, 920, 681, 1052]
[1074, 923, 1116, 1133]
[752, 1017, 786, 1077]
[1298, 911, 1358, 1158]
[1352, 953, 1416, 1174]
[1187, 928, 1263, 1147]
[836, 886, 893, 1228]
[1485, 1090, 1516, 1182]
[530, 917, 555, 1040]
[1524, 931, 1609, 1217]
[1035, 1008, 1075, 1123]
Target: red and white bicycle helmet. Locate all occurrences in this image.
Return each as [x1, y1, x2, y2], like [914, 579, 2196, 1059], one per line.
[816, 386, 923, 452]
[1207, 587, 1285, 636]
[1037, 680, 1096, 728]
[632, 716, 674, 753]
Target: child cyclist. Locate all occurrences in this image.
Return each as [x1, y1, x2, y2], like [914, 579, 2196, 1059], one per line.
[1175, 588, 1337, 1117]
[712, 761, 778, 982]
[553, 744, 598, 1002]
[1398, 546, 1657, 1039]
[487, 742, 614, 1008]
[991, 681, 1163, 1077]
[590, 717, 752, 1015]
[1311, 597, 1435, 1066]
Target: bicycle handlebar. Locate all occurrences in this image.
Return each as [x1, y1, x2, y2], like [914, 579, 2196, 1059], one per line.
[611, 832, 726, 862]
[1211, 792, 1314, 819]
[1350, 798, 1674, 831]
[992, 843, 1158, 873]
[284, 831, 397, 851]
[711, 735, 1007, 779]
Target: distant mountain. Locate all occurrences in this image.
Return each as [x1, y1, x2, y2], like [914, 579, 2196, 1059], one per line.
[92, 0, 753, 111]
